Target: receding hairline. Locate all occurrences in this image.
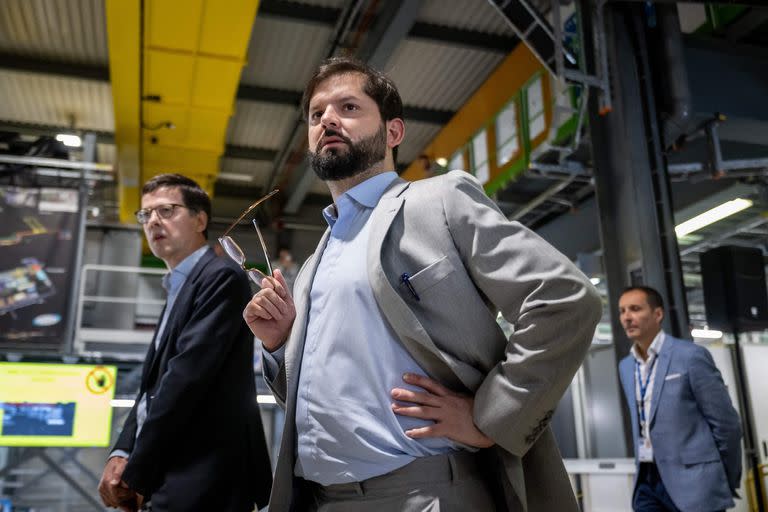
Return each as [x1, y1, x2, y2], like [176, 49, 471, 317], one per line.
[307, 72, 370, 107]
[620, 287, 663, 310]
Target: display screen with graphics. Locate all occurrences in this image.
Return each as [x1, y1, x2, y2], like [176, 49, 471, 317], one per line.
[0, 363, 116, 447]
[0, 186, 81, 350]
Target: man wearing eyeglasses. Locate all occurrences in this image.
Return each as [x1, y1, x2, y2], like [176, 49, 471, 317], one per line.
[98, 174, 272, 512]
[244, 58, 602, 512]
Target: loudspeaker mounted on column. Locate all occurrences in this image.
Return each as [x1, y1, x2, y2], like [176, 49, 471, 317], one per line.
[699, 245, 768, 332]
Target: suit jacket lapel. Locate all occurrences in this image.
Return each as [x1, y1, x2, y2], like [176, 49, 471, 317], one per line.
[140, 305, 164, 388]
[285, 230, 329, 394]
[619, 359, 639, 441]
[649, 338, 673, 425]
[366, 180, 466, 392]
[272, 229, 329, 508]
[144, 248, 214, 384]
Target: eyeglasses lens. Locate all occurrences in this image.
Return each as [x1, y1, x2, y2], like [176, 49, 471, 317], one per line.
[136, 205, 176, 224]
[157, 205, 174, 219]
[218, 236, 246, 265]
[247, 269, 264, 284]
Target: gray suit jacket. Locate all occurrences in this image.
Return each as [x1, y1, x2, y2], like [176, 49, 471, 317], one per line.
[619, 336, 742, 512]
[266, 171, 602, 511]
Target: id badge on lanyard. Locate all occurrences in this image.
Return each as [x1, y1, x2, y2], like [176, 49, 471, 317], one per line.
[636, 357, 656, 462]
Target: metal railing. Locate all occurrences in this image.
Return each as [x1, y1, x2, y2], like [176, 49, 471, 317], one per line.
[74, 264, 166, 360]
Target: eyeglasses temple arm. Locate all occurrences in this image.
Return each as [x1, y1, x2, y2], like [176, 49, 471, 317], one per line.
[221, 189, 279, 237]
[252, 219, 273, 277]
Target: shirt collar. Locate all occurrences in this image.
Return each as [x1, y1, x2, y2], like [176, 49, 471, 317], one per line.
[162, 245, 209, 293]
[630, 330, 666, 364]
[322, 171, 398, 227]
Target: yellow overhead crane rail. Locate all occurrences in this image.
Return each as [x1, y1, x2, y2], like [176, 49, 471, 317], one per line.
[402, 41, 578, 197]
[106, 0, 260, 224]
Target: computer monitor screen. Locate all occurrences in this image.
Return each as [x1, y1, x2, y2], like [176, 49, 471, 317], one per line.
[0, 186, 83, 351]
[0, 362, 116, 447]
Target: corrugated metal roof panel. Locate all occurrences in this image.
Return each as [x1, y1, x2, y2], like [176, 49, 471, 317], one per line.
[240, 17, 332, 90]
[386, 40, 504, 111]
[417, 0, 514, 35]
[227, 100, 297, 149]
[0, 70, 113, 130]
[399, 121, 442, 164]
[219, 157, 273, 187]
[0, 0, 108, 64]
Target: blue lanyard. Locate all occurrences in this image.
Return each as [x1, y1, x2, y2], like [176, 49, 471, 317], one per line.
[635, 355, 657, 428]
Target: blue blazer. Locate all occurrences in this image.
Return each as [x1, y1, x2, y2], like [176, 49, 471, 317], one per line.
[619, 335, 742, 512]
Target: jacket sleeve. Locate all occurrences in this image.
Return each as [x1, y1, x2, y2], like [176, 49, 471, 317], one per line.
[441, 171, 602, 457]
[263, 345, 287, 408]
[120, 264, 251, 496]
[688, 346, 743, 494]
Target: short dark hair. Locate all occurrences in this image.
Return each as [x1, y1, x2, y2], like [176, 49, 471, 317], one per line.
[301, 57, 404, 162]
[141, 173, 211, 239]
[621, 286, 664, 310]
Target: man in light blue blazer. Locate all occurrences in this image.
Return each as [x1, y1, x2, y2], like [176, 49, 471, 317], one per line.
[618, 286, 742, 512]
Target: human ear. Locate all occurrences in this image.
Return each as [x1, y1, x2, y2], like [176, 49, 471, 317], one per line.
[386, 118, 405, 148]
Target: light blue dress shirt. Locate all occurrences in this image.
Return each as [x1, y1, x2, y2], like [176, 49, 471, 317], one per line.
[264, 172, 459, 485]
[111, 245, 209, 458]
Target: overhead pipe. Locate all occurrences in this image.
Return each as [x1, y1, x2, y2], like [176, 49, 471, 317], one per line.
[652, 4, 693, 150]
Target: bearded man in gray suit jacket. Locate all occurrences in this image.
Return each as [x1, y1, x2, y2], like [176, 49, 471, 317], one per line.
[244, 57, 602, 512]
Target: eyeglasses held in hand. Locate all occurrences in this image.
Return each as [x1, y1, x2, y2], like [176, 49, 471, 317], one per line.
[134, 204, 188, 224]
[218, 190, 279, 283]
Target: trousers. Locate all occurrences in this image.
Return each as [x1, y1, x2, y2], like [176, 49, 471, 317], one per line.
[305, 451, 501, 512]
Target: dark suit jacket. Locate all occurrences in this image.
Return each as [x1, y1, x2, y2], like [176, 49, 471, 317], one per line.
[114, 248, 272, 511]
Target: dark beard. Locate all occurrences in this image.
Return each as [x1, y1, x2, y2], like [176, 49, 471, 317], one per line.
[309, 125, 387, 181]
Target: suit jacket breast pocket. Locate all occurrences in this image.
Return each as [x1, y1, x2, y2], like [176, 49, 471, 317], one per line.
[407, 256, 455, 296]
[662, 371, 691, 400]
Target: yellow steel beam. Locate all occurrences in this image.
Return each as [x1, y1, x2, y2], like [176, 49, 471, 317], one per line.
[106, 0, 141, 224]
[108, 0, 259, 224]
[401, 43, 550, 187]
[141, 0, 259, 198]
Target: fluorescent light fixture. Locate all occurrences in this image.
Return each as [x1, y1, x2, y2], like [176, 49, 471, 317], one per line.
[110, 399, 136, 408]
[436, 157, 448, 167]
[257, 394, 277, 404]
[55, 134, 82, 147]
[590, 277, 601, 285]
[675, 198, 753, 238]
[691, 328, 723, 339]
[217, 173, 254, 182]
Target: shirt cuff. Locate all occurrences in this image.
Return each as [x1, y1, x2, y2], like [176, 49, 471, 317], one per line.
[109, 450, 130, 460]
[262, 344, 286, 381]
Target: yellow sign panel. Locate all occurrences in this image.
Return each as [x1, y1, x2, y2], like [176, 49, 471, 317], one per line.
[0, 363, 117, 447]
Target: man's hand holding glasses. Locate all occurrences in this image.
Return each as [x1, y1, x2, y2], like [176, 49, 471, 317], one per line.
[217, 190, 296, 351]
[243, 269, 296, 352]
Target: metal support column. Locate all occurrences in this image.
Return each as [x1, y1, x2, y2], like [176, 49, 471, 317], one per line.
[63, 132, 97, 354]
[578, 0, 690, 456]
[585, 1, 690, 350]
